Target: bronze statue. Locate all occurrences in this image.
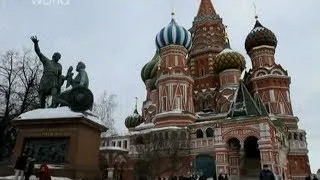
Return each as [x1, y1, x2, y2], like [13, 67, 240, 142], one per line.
[58, 61, 93, 112]
[30, 36, 64, 108]
[66, 61, 89, 88]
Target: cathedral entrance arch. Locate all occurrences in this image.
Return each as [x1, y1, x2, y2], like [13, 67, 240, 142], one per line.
[243, 136, 261, 176]
[193, 155, 216, 179]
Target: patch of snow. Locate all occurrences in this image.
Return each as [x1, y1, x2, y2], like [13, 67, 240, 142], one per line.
[100, 146, 128, 151]
[251, 27, 265, 33]
[135, 122, 155, 130]
[220, 48, 235, 53]
[157, 109, 182, 116]
[0, 175, 72, 180]
[14, 107, 105, 127]
[125, 125, 187, 136]
[33, 164, 65, 169]
[223, 94, 232, 100]
[151, 126, 186, 132]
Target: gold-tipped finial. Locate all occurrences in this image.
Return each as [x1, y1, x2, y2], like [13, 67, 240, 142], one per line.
[224, 25, 231, 48]
[224, 25, 229, 43]
[171, 0, 175, 18]
[253, 1, 258, 20]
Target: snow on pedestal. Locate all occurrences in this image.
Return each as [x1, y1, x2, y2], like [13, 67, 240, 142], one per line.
[0, 175, 72, 180]
[100, 146, 128, 152]
[14, 106, 105, 127]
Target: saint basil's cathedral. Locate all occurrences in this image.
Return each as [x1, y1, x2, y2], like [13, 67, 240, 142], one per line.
[100, 0, 311, 179]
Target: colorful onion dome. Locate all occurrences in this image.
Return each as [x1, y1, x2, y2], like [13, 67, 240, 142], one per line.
[245, 19, 277, 53]
[141, 50, 161, 83]
[124, 108, 143, 129]
[155, 18, 192, 50]
[213, 42, 246, 74]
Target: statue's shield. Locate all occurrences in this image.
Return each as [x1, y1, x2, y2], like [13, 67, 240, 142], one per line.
[69, 86, 94, 112]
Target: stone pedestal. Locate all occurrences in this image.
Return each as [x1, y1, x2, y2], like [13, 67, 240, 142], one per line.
[11, 107, 107, 180]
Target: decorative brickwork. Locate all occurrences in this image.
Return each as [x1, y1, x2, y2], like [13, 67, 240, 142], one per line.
[101, 1, 310, 180]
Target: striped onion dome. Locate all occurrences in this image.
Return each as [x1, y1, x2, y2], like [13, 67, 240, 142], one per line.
[245, 20, 277, 53]
[141, 50, 160, 84]
[213, 42, 246, 74]
[155, 18, 192, 50]
[124, 108, 143, 129]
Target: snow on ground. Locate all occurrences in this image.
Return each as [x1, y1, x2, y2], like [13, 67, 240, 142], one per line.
[33, 164, 65, 169]
[0, 175, 72, 180]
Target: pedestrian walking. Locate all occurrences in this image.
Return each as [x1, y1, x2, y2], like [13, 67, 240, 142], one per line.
[39, 162, 51, 180]
[24, 154, 35, 180]
[13, 152, 28, 180]
[218, 173, 224, 180]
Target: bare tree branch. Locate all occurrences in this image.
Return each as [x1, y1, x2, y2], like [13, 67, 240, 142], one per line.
[133, 129, 191, 179]
[92, 91, 117, 135]
[0, 48, 41, 159]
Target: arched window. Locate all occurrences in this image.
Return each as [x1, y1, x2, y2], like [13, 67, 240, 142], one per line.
[164, 132, 169, 139]
[206, 128, 214, 138]
[175, 96, 182, 110]
[293, 133, 298, 140]
[171, 131, 178, 140]
[206, 95, 213, 109]
[180, 131, 187, 139]
[257, 72, 266, 76]
[162, 97, 167, 112]
[196, 129, 203, 138]
[228, 138, 241, 150]
[198, 96, 205, 110]
[299, 133, 304, 141]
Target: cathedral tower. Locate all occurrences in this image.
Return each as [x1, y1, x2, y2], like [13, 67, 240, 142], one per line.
[244, 17, 297, 128]
[154, 17, 196, 128]
[189, 0, 226, 93]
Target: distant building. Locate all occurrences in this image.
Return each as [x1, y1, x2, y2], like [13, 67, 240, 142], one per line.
[100, 0, 311, 179]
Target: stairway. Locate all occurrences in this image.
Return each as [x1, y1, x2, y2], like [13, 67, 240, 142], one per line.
[240, 158, 261, 180]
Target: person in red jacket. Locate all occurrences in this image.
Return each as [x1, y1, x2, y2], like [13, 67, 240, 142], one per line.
[39, 162, 51, 180]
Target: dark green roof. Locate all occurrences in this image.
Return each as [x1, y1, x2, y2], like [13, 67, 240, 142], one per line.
[227, 80, 268, 118]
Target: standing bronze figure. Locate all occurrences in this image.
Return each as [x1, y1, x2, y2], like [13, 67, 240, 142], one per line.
[30, 36, 64, 108]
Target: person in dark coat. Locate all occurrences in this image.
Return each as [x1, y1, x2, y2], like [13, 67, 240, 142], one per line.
[13, 152, 28, 180]
[218, 173, 224, 180]
[224, 174, 229, 180]
[259, 164, 275, 180]
[24, 155, 35, 180]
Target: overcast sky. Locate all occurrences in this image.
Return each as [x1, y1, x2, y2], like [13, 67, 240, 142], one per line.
[0, 0, 319, 172]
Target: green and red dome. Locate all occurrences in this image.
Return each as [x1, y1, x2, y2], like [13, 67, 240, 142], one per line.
[245, 20, 277, 53]
[124, 109, 143, 129]
[141, 50, 160, 84]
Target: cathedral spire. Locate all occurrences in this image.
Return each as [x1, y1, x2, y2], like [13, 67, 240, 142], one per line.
[197, 0, 217, 17]
[253, 1, 258, 20]
[134, 97, 138, 113]
[224, 25, 231, 49]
